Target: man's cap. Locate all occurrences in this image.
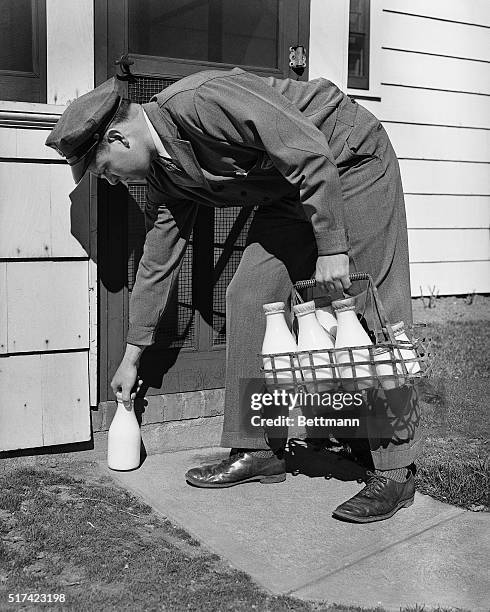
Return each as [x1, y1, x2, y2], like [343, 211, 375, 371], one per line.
[45, 77, 125, 185]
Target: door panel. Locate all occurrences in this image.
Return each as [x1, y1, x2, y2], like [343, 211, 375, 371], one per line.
[96, 0, 310, 401]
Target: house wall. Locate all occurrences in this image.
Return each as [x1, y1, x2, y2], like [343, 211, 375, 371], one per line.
[309, 0, 490, 296]
[0, 0, 95, 451]
[2, 0, 489, 453]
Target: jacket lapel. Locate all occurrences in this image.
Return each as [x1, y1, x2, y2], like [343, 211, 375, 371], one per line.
[142, 101, 209, 188]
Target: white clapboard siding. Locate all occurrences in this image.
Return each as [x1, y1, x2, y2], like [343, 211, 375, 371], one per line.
[0, 351, 91, 451]
[381, 49, 490, 96]
[0, 162, 87, 258]
[0, 164, 52, 257]
[405, 195, 490, 229]
[0, 128, 62, 160]
[385, 124, 490, 163]
[6, 260, 89, 353]
[0, 129, 17, 157]
[358, 87, 490, 129]
[410, 261, 490, 296]
[384, 0, 490, 28]
[399, 160, 490, 195]
[0, 354, 44, 449]
[382, 10, 490, 62]
[408, 229, 490, 263]
[41, 351, 91, 446]
[0, 263, 7, 354]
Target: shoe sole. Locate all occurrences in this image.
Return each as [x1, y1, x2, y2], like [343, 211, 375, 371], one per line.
[332, 495, 414, 523]
[185, 472, 286, 488]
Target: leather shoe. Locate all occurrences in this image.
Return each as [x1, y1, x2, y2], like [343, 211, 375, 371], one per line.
[332, 470, 415, 523]
[185, 450, 286, 488]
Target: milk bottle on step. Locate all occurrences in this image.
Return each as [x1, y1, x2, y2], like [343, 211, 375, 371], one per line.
[107, 392, 141, 471]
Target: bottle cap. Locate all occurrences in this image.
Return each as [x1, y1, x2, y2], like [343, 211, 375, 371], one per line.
[391, 321, 405, 335]
[331, 297, 356, 312]
[292, 300, 316, 315]
[263, 301, 286, 314]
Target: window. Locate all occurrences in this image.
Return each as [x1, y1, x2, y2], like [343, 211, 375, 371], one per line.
[0, 0, 46, 103]
[348, 0, 370, 90]
[129, 0, 280, 70]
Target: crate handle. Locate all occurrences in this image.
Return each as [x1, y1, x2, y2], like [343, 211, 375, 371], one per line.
[289, 273, 406, 373]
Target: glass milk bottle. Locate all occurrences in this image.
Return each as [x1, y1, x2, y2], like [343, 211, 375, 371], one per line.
[293, 301, 335, 386]
[392, 321, 421, 375]
[107, 392, 141, 471]
[315, 304, 338, 339]
[373, 346, 398, 390]
[262, 302, 299, 385]
[332, 297, 374, 384]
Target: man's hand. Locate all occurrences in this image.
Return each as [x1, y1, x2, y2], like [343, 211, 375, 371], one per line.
[315, 253, 351, 294]
[111, 344, 145, 407]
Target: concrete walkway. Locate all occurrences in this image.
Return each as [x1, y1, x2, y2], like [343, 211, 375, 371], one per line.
[101, 446, 488, 611]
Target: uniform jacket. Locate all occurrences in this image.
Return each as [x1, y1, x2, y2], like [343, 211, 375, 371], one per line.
[128, 67, 360, 346]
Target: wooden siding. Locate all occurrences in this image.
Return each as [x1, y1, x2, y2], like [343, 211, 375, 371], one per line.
[359, 86, 490, 129]
[364, 1, 490, 295]
[5, 260, 89, 353]
[384, 124, 490, 163]
[0, 162, 87, 259]
[0, 351, 91, 451]
[405, 195, 490, 229]
[0, 0, 95, 452]
[309, 0, 489, 295]
[410, 261, 490, 295]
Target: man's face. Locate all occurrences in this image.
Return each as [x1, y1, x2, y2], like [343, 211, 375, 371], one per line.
[88, 128, 152, 185]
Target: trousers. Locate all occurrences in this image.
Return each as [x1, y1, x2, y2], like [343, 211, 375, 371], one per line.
[220, 103, 422, 469]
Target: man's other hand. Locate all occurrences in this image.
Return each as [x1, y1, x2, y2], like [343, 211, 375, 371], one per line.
[315, 253, 351, 294]
[111, 344, 145, 407]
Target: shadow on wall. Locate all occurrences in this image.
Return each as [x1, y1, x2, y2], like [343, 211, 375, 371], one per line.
[68, 176, 183, 394]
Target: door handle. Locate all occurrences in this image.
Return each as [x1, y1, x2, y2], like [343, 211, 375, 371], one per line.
[115, 53, 136, 83]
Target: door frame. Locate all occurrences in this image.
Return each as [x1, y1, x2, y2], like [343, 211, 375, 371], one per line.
[94, 0, 310, 403]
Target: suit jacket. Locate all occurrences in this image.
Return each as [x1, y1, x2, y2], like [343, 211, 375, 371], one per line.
[128, 67, 358, 346]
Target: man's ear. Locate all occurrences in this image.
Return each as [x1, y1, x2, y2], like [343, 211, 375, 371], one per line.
[106, 128, 130, 148]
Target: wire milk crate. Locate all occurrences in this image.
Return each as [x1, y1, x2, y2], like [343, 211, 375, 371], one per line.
[258, 273, 432, 393]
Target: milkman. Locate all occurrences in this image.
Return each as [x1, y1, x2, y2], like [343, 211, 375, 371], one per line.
[46, 67, 421, 522]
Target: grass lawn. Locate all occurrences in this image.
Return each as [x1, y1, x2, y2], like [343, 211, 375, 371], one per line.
[0, 464, 463, 612]
[411, 296, 489, 510]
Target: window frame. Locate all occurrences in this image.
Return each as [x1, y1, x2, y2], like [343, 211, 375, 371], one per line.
[0, 0, 47, 103]
[346, 0, 381, 101]
[347, 0, 370, 90]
